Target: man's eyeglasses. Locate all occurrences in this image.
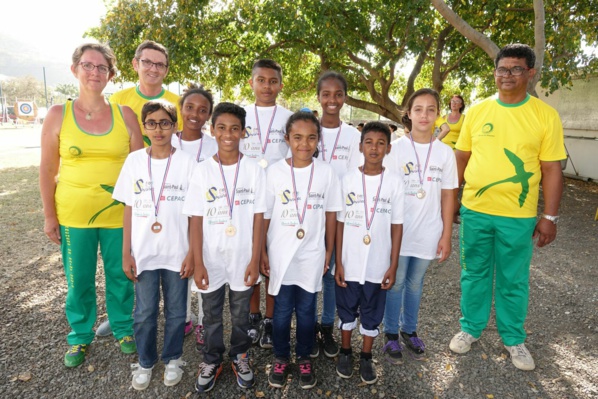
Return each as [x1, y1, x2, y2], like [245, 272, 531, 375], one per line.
[138, 58, 168, 72]
[143, 120, 175, 130]
[79, 62, 110, 74]
[495, 66, 530, 77]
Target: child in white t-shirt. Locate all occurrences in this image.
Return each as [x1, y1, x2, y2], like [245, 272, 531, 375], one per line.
[171, 87, 218, 348]
[261, 111, 342, 390]
[335, 122, 404, 384]
[382, 88, 457, 362]
[113, 100, 196, 391]
[183, 102, 265, 393]
[313, 71, 363, 358]
[241, 59, 294, 349]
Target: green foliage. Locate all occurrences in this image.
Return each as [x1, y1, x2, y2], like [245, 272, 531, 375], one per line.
[1, 76, 47, 107]
[87, 0, 598, 121]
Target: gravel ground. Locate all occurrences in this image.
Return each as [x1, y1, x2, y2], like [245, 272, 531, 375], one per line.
[0, 166, 596, 399]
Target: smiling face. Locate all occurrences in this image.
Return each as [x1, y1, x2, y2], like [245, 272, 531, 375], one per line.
[408, 94, 439, 135]
[249, 67, 283, 106]
[71, 49, 111, 92]
[360, 130, 390, 166]
[143, 109, 176, 149]
[133, 48, 168, 88]
[211, 113, 244, 155]
[317, 77, 346, 117]
[182, 93, 211, 133]
[285, 119, 319, 167]
[494, 57, 535, 97]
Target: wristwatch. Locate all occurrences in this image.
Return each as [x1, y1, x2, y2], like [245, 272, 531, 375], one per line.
[541, 214, 559, 224]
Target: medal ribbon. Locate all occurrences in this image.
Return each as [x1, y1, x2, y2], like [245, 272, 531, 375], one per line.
[148, 147, 174, 221]
[178, 131, 204, 162]
[254, 105, 277, 157]
[408, 133, 434, 188]
[290, 159, 315, 228]
[320, 124, 342, 162]
[362, 167, 385, 233]
[216, 153, 242, 222]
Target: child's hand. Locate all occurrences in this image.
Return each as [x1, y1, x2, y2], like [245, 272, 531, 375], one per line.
[436, 236, 451, 263]
[335, 264, 347, 287]
[260, 251, 270, 277]
[123, 254, 138, 282]
[244, 262, 259, 287]
[381, 268, 396, 290]
[194, 265, 209, 290]
[180, 252, 194, 279]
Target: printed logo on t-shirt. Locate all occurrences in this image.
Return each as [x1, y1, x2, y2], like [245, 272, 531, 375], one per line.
[206, 187, 226, 202]
[475, 148, 533, 208]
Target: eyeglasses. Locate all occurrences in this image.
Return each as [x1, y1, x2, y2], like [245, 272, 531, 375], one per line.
[495, 66, 530, 77]
[79, 62, 110, 74]
[143, 120, 175, 130]
[138, 58, 168, 71]
[450, 100, 463, 104]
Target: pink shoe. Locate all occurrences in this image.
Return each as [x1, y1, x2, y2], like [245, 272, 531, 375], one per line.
[184, 321, 193, 336]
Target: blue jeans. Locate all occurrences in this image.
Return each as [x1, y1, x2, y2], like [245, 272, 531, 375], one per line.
[383, 256, 432, 335]
[201, 285, 253, 365]
[273, 284, 317, 359]
[134, 269, 188, 369]
[314, 249, 336, 326]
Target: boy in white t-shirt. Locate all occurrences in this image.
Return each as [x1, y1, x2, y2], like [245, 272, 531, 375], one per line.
[335, 122, 404, 384]
[113, 100, 196, 391]
[183, 103, 265, 393]
[261, 111, 342, 390]
[242, 59, 294, 349]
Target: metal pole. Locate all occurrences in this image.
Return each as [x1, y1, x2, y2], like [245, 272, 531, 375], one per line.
[43, 67, 48, 108]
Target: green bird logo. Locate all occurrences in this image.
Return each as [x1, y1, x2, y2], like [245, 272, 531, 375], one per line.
[475, 148, 534, 207]
[88, 184, 124, 225]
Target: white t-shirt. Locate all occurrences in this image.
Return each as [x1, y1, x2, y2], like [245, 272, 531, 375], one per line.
[113, 148, 196, 275]
[182, 156, 266, 293]
[338, 168, 404, 284]
[317, 122, 363, 178]
[265, 159, 342, 295]
[171, 132, 218, 163]
[241, 104, 294, 166]
[384, 136, 458, 259]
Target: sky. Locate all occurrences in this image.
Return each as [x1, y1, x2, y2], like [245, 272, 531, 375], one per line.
[0, 0, 108, 64]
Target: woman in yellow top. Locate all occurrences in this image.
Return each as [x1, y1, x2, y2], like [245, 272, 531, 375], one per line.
[39, 43, 143, 368]
[435, 94, 465, 149]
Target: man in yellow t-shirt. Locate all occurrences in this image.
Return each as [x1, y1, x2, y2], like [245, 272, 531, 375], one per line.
[449, 44, 565, 371]
[110, 40, 182, 147]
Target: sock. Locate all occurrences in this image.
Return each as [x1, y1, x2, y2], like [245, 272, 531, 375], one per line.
[360, 351, 372, 360]
[386, 333, 399, 341]
[340, 347, 352, 355]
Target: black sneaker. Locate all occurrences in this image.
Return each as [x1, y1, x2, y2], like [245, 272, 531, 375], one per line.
[231, 353, 255, 388]
[247, 313, 262, 345]
[195, 362, 222, 393]
[311, 323, 321, 358]
[336, 352, 353, 378]
[259, 318, 273, 349]
[320, 324, 339, 357]
[297, 357, 317, 389]
[382, 334, 403, 364]
[400, 331, 425, 359]
[268, 358, 290, 388]
[359, 358, 378, 384]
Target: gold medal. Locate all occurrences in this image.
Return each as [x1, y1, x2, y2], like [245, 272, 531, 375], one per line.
[258, 158, 268, 168]
[363, 234, 371, 245]
[225, 224, 237, 237]
[151, 221, 162, 233]
[416, 188, 426, 199]
[296, 228, 305, 240]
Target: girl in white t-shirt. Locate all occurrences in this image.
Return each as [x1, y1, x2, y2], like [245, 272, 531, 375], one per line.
[113, 100, 196, 390]
[172, 87, 218, 348]
[261, 111, 342, 389]
[313, 71, 363, 358]
[382, 88, 458, 363]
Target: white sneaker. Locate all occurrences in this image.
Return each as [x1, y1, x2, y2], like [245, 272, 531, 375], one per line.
[449, 331, 479, 354]
[164, 358, 187, 386]
[95, 320, 112, 337]
[505, 343, 535, 371]
[131, 363, 153, 390]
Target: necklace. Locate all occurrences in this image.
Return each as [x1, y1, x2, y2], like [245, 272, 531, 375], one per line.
[407, 133, 434, 200]
[75, 99, 99, 121]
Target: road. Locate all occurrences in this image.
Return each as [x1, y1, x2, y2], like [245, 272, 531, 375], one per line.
[0, 124, 42, 170]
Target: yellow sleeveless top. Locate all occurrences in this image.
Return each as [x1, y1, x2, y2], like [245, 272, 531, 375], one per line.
[55, 101, 130, 228]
